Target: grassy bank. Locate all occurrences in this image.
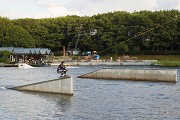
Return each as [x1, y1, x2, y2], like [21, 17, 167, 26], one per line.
[123, 55, 180, 67]
[155, 61, 180, 67]
[132, 55, 180, 61]
[131, 55, 180, 67]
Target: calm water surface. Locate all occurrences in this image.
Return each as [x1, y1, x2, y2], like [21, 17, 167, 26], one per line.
[0, 65, 180, 120]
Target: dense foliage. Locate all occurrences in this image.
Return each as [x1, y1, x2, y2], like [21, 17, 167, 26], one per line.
[0, 50, 11, 63]
[0, 10, 179, 55]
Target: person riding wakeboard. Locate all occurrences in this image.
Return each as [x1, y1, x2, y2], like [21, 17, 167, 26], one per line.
[57, 61, 68, 77]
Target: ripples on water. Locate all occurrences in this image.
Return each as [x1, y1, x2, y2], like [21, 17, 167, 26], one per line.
[0, 66, 180, 120]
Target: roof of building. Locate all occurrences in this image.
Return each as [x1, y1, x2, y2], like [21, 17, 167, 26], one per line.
[0, 47, 14, 52]
[0, 47, 52, 55]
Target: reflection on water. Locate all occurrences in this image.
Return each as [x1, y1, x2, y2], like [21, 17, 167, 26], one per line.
[0, 66, 180, 120]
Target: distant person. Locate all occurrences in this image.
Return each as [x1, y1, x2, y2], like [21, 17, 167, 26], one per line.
[95, 54, 100, 62]
[57, 61, 68, 77]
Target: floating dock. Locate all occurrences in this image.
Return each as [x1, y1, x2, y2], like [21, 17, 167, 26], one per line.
[79, 68, 177, 82]
[10, 76, 73, 95]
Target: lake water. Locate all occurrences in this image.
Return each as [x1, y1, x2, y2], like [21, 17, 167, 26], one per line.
[0, 65, 180, 120]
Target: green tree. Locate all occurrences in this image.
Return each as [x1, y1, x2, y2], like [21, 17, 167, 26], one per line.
[2, 24, 35, 47]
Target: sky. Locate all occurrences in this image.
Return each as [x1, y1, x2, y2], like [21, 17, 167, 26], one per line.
[0, 0, 180, 19]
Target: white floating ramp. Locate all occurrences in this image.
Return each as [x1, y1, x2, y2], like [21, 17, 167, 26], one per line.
[79, 68, 177, 82]
[10, 76, 73, 95]
[18, 63, 34, 69]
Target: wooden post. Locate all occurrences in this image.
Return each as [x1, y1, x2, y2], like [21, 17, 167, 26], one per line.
[63, 46, 66, 56]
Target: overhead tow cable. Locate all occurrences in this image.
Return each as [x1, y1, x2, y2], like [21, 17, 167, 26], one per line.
[97, 15, 180, 55]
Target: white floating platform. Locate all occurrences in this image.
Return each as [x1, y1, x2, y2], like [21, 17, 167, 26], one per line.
[10, 76, 73, 95]
[79, 68, 177, 82]
[18, 63, 34, 69]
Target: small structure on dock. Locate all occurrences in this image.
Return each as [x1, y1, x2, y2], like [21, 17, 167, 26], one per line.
[79, 68, 177, 82]
[9, 76, 73, 95]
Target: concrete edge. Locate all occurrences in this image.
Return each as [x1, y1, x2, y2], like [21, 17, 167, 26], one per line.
[78, 68, 177, 82]
[9, 75, 71, 89]
[78, 68, 102, 78]
[9, 76, 73, 95]
[11, 89, 74, 95]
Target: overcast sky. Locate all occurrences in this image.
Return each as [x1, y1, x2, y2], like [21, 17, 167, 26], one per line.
[0, 0, 180, 19]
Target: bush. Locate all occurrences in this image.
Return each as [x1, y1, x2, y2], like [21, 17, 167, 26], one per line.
[0, 50, 11, 63]
[54, 51, 63, 56]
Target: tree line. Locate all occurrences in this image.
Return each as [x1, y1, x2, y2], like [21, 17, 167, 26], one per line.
[0, 10, 180, 55]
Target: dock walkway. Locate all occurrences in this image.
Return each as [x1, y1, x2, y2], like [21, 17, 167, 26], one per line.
[51, 60, 157, 66]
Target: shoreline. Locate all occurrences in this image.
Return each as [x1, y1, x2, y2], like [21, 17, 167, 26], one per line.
[0, 60, 155, 67]
[51, 60, 156, 66]
[0, 63, 18, 67]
